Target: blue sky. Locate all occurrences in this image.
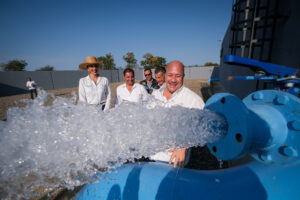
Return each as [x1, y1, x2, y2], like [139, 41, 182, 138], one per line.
[0, 0, 233, 71]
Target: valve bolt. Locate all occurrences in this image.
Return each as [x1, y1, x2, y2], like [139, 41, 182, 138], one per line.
[252, 92, 264, 100]
[282, 147, 298, 157]
[275, 96, 289, 105]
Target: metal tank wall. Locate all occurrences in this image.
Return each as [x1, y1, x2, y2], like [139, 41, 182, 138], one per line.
[219, 0, 300, 98]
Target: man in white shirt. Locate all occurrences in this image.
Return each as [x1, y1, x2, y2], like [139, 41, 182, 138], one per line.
[152, 60, 205, 168]
[115, 68, 149, 106]
[26, 77, 38, 99]
[78, 56, 111, 111]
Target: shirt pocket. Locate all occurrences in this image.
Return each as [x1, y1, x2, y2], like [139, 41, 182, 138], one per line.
[84, 84, 93, 94]
[97, 84, 106, 96]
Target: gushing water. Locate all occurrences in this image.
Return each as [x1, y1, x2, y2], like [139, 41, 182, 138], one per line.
[0, 90, 227, 199]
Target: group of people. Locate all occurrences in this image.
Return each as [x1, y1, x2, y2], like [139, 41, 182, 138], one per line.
[78, 56, 205, 168]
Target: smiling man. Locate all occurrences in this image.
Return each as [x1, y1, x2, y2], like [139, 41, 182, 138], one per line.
[151, 60, 205, 168]
[114, 68, 149, 106]
[154, 66, 166, 88]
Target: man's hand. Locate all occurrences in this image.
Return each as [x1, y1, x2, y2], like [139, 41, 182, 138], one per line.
[168, 148, 187, 168]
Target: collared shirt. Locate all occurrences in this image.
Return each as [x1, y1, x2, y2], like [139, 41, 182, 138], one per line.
[78, 75, 111, 111]
[152, 85, 205, 109]
[26, 81, 37, 90]
[114, 83, 149, 106]
[140, 79, 159, 94]
[150, 85, 205, 162]
[155, 83, 166, 91]
[160, 82, 166, 88]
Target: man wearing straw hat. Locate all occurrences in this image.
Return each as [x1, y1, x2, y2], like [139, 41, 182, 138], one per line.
[78, 56, 111, 111]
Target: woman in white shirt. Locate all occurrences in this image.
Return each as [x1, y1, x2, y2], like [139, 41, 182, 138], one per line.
[114, 68, 148, 106]
[78, 56, 111, 111]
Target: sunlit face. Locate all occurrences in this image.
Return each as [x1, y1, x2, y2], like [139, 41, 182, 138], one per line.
[155, 71, 165, 86]
[87, 64, 99, 75]
[144, 69, 152, 82]
[124, 71, 135, 86]
[165, 62, 184, 94]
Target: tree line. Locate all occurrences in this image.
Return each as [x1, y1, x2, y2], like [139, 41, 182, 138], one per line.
[0, 60, 55, 71]
[0, 52, 219, 71]
[97, 52, 167, 70]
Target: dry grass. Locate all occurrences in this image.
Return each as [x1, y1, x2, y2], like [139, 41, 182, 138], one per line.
[0, 79, 214, 121]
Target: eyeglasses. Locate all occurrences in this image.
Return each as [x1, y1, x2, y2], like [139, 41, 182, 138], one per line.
[87, 64, 98, 68]
[144, 73, 152, 76]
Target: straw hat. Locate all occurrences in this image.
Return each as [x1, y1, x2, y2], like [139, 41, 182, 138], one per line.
[79, 56, 102, 70]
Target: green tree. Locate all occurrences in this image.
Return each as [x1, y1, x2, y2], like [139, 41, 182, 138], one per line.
[203, 62, 219, 66]
[97, 53, 116, 70]
[123, 52, 137, 68]
[1, 59, 27, 71]
[36, 65, 54, 71]
[140, 53, 166, 69]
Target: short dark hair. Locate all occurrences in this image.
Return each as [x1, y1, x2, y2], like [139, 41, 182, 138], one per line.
[144, 68, 151, 73]
[123, 68, 135, 76]
[155, 66, 166, 74]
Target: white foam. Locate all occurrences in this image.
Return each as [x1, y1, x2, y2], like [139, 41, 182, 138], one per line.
[0, 90, 227, 199]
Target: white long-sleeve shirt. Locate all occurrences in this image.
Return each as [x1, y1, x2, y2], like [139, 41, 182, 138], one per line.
[78, 75, 111, 111]
[114, 83, 149, 106]
[26, 81, 37, 90]
[150, 85, 205, 162]
[152, 85, 205, 109]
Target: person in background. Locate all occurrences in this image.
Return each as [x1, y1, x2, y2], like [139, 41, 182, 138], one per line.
[26, 77, 38, 99]
[154, 66, 166, 88]
[115, 68, 149, 106]
[151, 60, 205, 168]
[140, 68, 159, 94]
[78, 56, 111, 111]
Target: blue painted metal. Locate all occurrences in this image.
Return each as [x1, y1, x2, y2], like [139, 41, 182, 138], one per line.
[207, 78, 220, 82]
[223, 54, 298, 77]
[76, 90, 300, 200]
[227, 75, 277, 80]
[206, 90, 300, 165]
[223, 54, 300, 97]
[76, 161, 300, 200]
[278, 79, 300, 84]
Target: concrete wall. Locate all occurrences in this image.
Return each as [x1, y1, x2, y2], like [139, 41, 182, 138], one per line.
[0, 66, 218, 97]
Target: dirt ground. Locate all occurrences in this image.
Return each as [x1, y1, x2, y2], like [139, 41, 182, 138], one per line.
[0, 79, 213, 121]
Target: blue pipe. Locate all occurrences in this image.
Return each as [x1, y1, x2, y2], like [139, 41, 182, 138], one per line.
[75, 161, 300, 200]
[76, 90, 300, 200]
[206, 90, 300, 165]
[223, 54, 298, 77]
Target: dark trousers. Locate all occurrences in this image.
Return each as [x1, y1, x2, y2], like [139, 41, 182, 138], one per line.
[30, 89, 38, 99]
